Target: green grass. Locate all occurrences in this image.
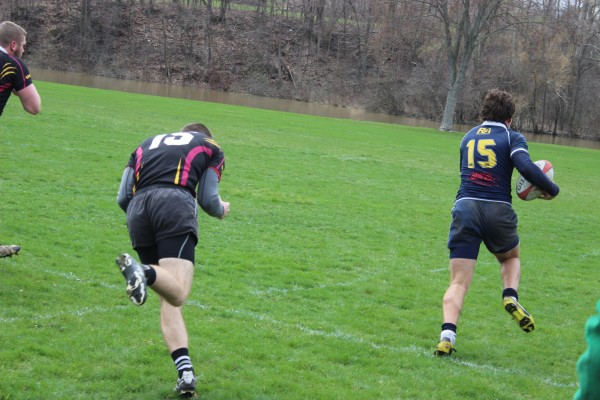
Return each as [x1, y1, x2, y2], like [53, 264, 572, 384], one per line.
[0, 81, 597, 399]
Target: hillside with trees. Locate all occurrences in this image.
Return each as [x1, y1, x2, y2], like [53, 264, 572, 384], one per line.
[2, 0, 599, 138]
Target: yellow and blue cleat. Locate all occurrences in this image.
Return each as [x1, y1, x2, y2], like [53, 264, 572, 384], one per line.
[504, 297, 535, 333]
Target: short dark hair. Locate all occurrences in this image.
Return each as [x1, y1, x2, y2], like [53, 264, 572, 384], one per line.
[0, 21, 27, 47]
[181, 123, 211, 137]
[480, 89, 515, 122]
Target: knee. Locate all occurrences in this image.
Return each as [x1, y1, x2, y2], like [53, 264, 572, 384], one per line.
[171, 292, 189, 307]
[161, 292, 188, 308]
[495, 246, 520, 263]
[444, 281, 470, 302]
[443, 291, 459, 305]
[170, 298, 185, 308]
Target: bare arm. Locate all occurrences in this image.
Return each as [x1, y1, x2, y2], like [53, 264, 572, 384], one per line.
[16, 84, 41, 115]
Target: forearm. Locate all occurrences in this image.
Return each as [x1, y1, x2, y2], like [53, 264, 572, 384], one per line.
[513, 152, 559, 196]
[198, 168, 225, 218]
[117, 167, 135, 212]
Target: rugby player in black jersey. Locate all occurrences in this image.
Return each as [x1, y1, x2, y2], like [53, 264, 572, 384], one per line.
[434, 90, 560, 356]
[0, 21, 42, 258]
[116, 123, 230, 396]
[0, 21, 40, 116]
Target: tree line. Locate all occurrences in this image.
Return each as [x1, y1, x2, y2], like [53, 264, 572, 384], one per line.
[2, 0, 599, 138]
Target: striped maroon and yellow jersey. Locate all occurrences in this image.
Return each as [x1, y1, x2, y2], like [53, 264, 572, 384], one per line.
[127, 131, 225, 197]
[0, 51, 33, 116]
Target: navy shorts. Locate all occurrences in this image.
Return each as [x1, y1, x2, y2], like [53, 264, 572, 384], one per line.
[126, 186, 198, 250]
[447, 199, 519, 259]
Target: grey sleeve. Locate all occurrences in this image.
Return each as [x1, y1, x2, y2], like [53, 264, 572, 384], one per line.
[198, 168, 224, 218]
[117, 167, 135, 212]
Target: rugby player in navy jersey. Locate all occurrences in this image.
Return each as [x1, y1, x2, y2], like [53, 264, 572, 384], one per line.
[116, 123, 229, 396]
[0, 21, 41, 258]
[434, 90, 560, 356]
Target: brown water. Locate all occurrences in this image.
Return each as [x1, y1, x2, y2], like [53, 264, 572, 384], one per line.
[31, 67, 600, 150]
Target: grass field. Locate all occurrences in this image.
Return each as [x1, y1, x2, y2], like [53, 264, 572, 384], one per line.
[0, 81, 598, 399]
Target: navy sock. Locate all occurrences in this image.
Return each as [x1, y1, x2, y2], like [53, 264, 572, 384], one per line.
[171, 347, 194, 378]
[441, 323, 457, 333]
[503, 288, 518, 301]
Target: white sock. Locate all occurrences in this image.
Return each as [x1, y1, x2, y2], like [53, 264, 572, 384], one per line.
[440, 329, 456, 345]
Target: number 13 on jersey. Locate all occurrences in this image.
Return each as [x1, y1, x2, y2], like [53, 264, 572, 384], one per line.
[149, 132, 194, 149]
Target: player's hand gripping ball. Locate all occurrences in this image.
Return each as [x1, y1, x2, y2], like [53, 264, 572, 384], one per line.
[515, 160, 554, 201]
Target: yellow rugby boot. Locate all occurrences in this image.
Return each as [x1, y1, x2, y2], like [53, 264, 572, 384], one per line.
[434, 338, 456, 356]
[504, 297, 535, 333]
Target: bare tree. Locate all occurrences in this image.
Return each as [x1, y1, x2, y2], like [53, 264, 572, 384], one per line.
[564, 0, 600, 135]
[80, 0, 92, 51]
[218, 0, 230, 22]
[427, 0, 505, 131]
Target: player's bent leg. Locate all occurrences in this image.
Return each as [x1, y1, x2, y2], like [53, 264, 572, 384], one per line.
[116, 253, 148, 305]
[496, 245, 521, 290]
[0, 244, 21, 258]
[151, 258, 194, 307]
[495, 246, 534, 332]
[150, 237, 197, 396]
[504, 297, 535, 332]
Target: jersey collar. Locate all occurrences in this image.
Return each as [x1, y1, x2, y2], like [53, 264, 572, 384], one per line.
[481, 121, 508, 128]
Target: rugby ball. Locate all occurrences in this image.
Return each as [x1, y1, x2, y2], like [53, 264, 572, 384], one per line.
[515, 160, 554, 201]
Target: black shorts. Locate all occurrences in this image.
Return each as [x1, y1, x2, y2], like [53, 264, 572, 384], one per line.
[447, 199, 519, 259]
[126, 186, 198, 249]
[135, 233, 197, 265]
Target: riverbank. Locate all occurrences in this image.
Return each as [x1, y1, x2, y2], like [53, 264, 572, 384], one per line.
[30, 68, 600, 150]
[5, 0, 599, 141]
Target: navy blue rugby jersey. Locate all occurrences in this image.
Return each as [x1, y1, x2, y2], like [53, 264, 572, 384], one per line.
[0, 50, 33, 116]
[127, 131, 225, 197]
[455, 121, 528, 204]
